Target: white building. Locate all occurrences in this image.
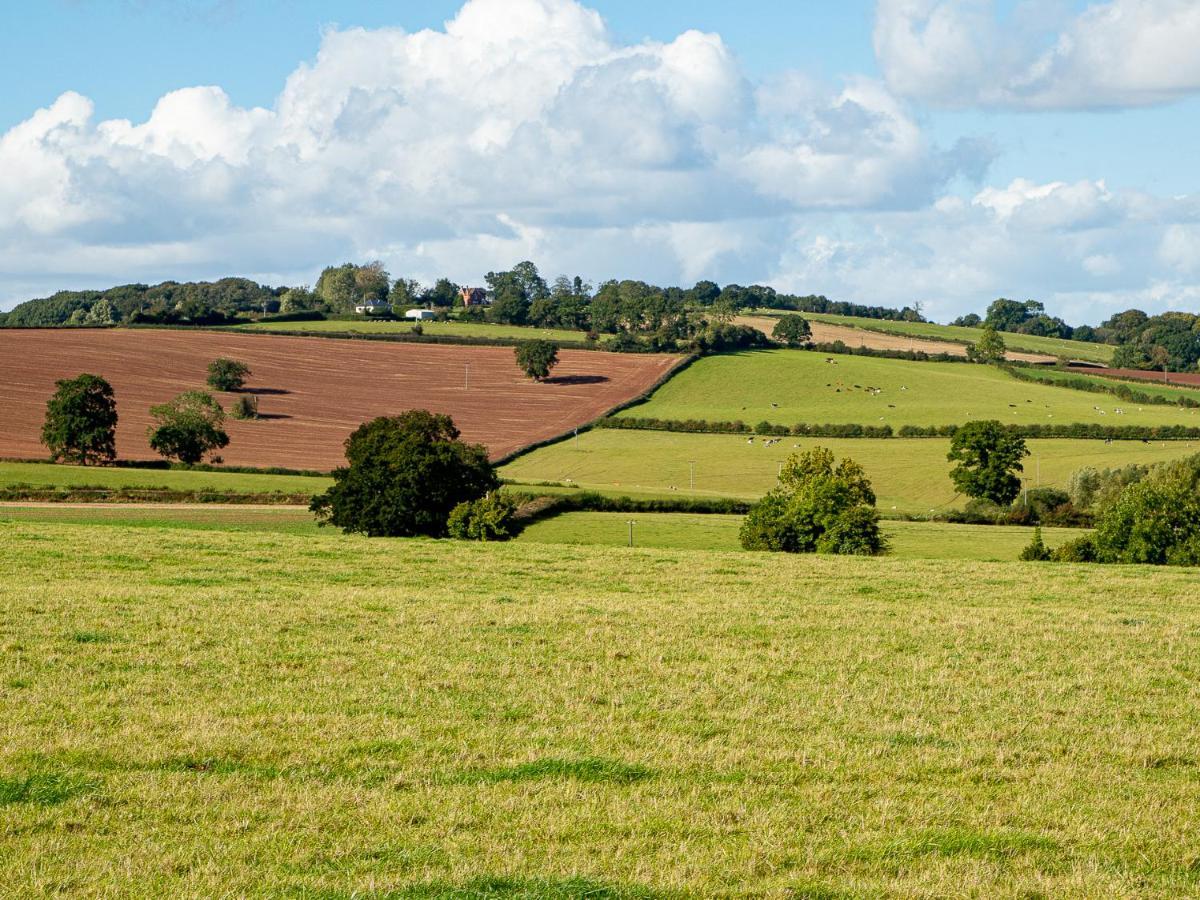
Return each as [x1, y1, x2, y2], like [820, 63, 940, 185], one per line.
[405, 309, 436, 321]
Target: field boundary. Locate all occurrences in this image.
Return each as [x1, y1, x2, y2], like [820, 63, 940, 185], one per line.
[1003, 366, 1200, 408]
[0, 486, 315, 504]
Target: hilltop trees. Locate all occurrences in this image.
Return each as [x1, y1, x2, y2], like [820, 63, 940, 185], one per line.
[740, 447, 886, 555]
[315, 262, 390, 312]
[147, 391, 230, 465]
[947, 420, 1029, 506]
[515, 340, 560, 380]
[311, 411, 497, 537]
[41, 374, 118, 465]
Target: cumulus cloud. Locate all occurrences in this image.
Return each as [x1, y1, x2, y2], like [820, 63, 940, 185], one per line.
[0, 0, 985, 307]
[875, 0, 1200, 109]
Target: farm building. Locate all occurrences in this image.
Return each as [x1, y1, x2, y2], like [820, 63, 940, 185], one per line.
[406, 309, 436, 321]
[459, 287, 489, 307]
[354, 300, 390, 314]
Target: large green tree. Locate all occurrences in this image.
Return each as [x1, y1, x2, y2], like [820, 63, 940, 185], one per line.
[147, 391, 230, 465]
[41, 374, 118, 465]
[968, 324, 1007, 364]
[206, 358, 251, 392]
[311, 411, 497, 537]
[772, 314, 812, 347]
[947, 420, 1029, 505]
[514, 340, 559, 380]
[739, 447, 886, 555]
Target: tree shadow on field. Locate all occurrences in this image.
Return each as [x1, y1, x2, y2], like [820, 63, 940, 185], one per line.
[542, 374, 609, 386]
[255, 413, 292, 420]
[240, 387, 291, 396]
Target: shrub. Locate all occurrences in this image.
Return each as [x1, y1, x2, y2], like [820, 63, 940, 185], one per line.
[230, 395, 259, 420]
[447, 493, 519, 541]
[311, 411, 496, 537]
[411, 322, 424, 336]
[146, 391, 229, 465]
[206, 358, 251, 392]
[1019, 528, 1052, 561]
[40, 373, 118, 465]
[1051, 534, 1097, 563]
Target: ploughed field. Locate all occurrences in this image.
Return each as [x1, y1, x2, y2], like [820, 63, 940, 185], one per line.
[4, 522, 1200, 897]
[618, 350, 1200, 430]
[0, 329, 678, 469]
[501, 430, 1200, 514]
[1068, 365, 1200, 389]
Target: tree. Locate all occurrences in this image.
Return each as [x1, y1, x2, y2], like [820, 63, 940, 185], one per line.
[206, 358, 251, 392]
[1089, 455, 1200, 565]
[147, 391, 230, 465]
[1020, 527, 1052, 561]
[968, 324, 1007, 364]
[739, 447, 886, 555]
[310, 411, 497, 537]
[85, 298, 116, 325]
[515, 340, 559, 380]
[230, 395, 259, 420]
[447, 493, 519, 541]
[947, 420, 1029, 506]
[41, 374, 118, 465]
[772, 314, 812, 347]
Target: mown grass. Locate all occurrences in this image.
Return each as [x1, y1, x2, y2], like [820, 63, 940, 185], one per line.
[798, 312, 1115, 364]
[0, 460, 332, 494]
[501, 430, 1200, 514]
[515, 512, 1082, 560]
[617, 349, 1192, 429]
[235, 318, 602, 344]
[3, 522, 1200, 897]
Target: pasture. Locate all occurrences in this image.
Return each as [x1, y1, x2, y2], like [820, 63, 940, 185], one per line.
[500, 430, 1200, 514]
[618, 350, 1197, 429]
[0, 329, 678, 468]
[796, 312, 1115, 364]
[0, 460, 331, 495]
[236, 318, 602, 345]
[3, 522, 1200, 896]
[515, 511, 1082, 560]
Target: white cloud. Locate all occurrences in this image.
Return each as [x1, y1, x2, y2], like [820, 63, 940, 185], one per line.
[875, 0, 1200, 109]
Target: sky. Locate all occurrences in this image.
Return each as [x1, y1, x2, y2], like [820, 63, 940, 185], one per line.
[1, 0, 1198, 323]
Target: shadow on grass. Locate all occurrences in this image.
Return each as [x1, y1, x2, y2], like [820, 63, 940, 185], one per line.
[454, 756, 652, 786]
[0, 771, 100, 806]
[866, 827, 1059, 862]
[287, 876, 679, 899]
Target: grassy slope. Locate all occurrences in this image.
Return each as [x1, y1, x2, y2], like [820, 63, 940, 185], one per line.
[500, 430, 1200, 514]
[798, 312, 1115, 364]
[0, 504, 319, 534]
[617, 350, 1196, 429]
[0, 461, 332, 494]
[516, 511, 1081, 560]
[3, 522, 1200, 897]
[236, 319, 601, 344]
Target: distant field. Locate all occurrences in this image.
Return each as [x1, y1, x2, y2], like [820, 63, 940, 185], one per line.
[4, 521, 1200, 896]
[236, 318, 602, 344]
[501, 430, 1200, 514]
[0, 461, 331, 494]
[0, 503, 318, 533]
[1026, 367, 1200, 403]
[517, 511, 1081, 560]
[618, 349, 1198, 429]
[798, 312, 1115, 364]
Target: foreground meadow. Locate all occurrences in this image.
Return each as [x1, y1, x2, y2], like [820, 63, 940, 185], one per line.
[2, 522, 1200, 897]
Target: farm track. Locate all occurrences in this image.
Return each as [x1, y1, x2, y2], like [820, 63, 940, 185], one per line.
[0, 329, 680, 469]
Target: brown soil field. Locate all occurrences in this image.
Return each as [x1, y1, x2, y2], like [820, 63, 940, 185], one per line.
[0, 329, 680, 470]
[1067, 365, 1200, 388]
[734, 315, 1056, 364]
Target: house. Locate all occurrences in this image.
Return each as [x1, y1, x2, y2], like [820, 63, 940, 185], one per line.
[459, 287, 489, 307]
[355, 300, 390, 315]
[405, 309, 436, 321]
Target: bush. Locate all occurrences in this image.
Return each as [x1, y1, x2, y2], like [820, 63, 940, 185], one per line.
[447, 493, 519, 541]
[1051, 534, 1097, 563]
[410, 322, 424, 336]
[40, 373, 118, 465]
[146, 391, 230, 465]
[230, 395, 259, 420]
[310, 411, 497, 537]
[1019, 527, 1052, 561]
[206, 358, 251, 392]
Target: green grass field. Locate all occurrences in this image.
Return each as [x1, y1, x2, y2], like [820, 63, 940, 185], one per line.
[0, 504, 319, 534]
[3, 521, 1200, 896]
[618, 350, 1196, 429]
[796, 312, 1116, 363]
[517, 511, 1081, 560]
[0, 461, 332, 494]
[501, 430, 1200, 514]
[236, 318, 600, 344]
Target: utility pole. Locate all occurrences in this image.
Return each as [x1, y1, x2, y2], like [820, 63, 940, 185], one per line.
[628, 520, 635, 548]
[689, 460, 696, 491]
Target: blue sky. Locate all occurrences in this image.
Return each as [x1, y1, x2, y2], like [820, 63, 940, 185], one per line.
[2, 0, 1199, 321]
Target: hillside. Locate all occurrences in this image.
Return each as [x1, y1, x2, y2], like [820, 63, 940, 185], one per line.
[3, 521, 1199, 897]
[616, 350, 1198, 430]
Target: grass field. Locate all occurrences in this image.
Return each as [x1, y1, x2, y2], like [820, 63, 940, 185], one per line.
[0, 503, 319, 534]
[0, 461, 331, 494]
[501, 430, 1200, 514]
[516, 511, 1081, 560]
[236, 318, 600, 344]
[3, 521, 1200, 896]
[617, 350, 1195, 429]
[794, 312, 1115, 364]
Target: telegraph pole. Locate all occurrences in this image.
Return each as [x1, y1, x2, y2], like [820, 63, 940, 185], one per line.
[689, 460, 696, 491]
[628, 520, 635, 548]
